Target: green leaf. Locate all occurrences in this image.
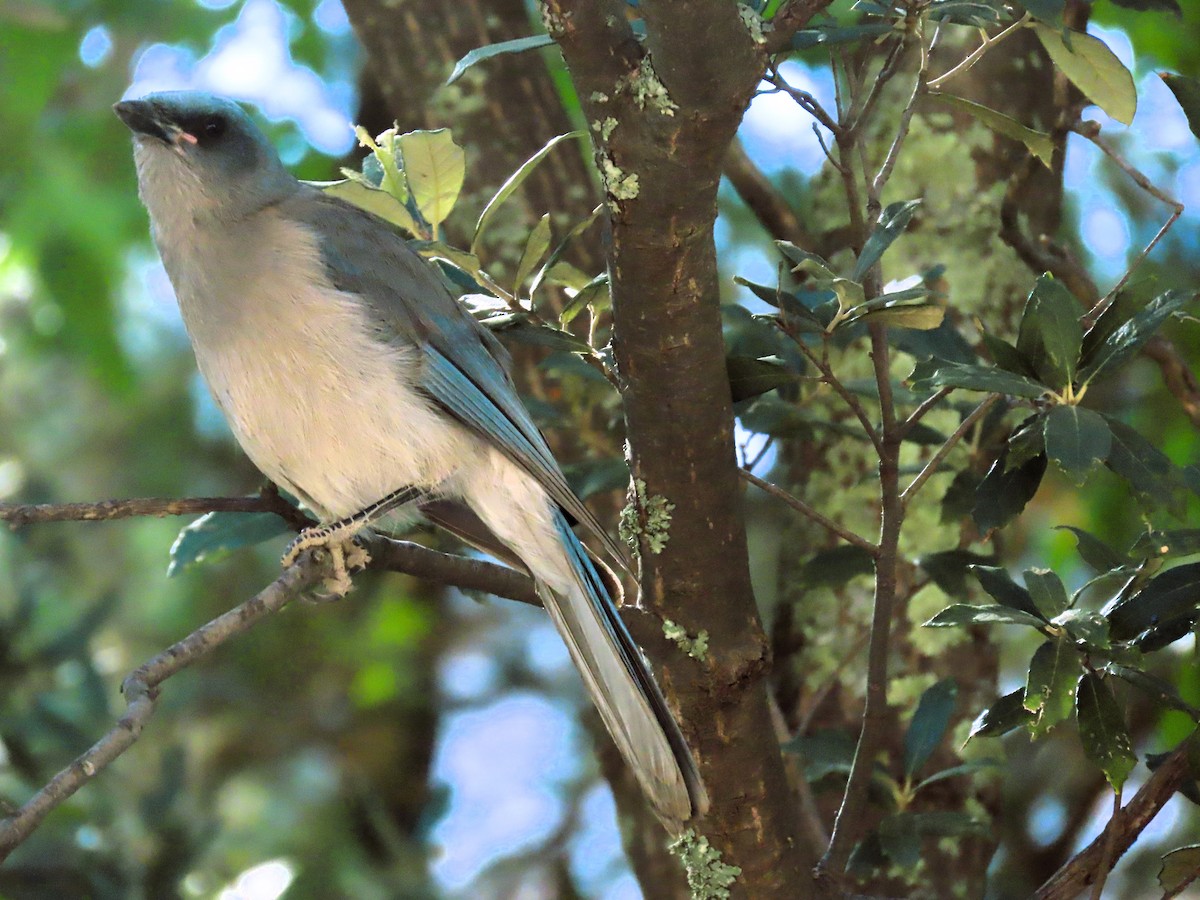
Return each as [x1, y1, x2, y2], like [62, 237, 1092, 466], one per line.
[782, 729, 857, 781]
[472, 132, 585, 255]
[726, 355, 801, 402]
[929, 93, 1055, 168]
[910, 361, 1046, 398]
[1016, 275, 1083, 388]
[321, 179, 422, 236]
[397, 129, 466, 235]
[968, 689, 1034, 741]
[982, 332, 1037, 377]
[529, 206, 602, 301]
[1033, 23, 1137, 125]
[799, 545, 875, 589]
[775, 242, 837, 280]
[855, 304, 945, 330]
[1056, 525, 1128, 571]
[1076, 672, 1136, 790]
[1159, 845, 1200, 897]
[1129, 529, 1200, 561]
[1053, 608, 1110, 649]
[1105, 561, 1200, 644]
[1024, 637, 1079, 735]
[1161, 73, 1200, 140]
[973, 452, 1047, 532]
[514, 213, 552, 298]
[1019, 0, 1064, 22]
[168, 512, 292, 576]
[1025, 568, 1070, 618]
[791, 22, 894, 50]
[1105, 418, 1192, 516]
[1044, 405, 1111, 484]
[1107, 665, 1200, 721]
[928, 0, 1005, 26]
[447, 33, 557, 85]
[488, 318, 592, 353]
[971, 565, 1047, 620]
[560, 273, 611, 326]
[1109, 0, 1180, 14]
[924, 604, 1049, 629]
[853, 200, 921, 282]
[1079, 290, 1194, 384]
[918, 550, 997, 596]
[904, 679, 958, 778]
[1080, 290, 1141, 367]
[914, 759, 1003, 792]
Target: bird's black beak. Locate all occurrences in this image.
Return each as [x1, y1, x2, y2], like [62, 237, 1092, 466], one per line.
[113, 100, 172, 145]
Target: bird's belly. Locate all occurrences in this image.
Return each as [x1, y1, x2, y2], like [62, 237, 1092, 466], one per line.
[186, 285, 479, 520]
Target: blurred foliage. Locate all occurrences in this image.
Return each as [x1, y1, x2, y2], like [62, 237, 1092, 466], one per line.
[2, 0, 1200, 897]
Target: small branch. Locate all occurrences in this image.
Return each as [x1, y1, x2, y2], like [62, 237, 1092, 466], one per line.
[901, 395, 1001, 505]
[767, 67, 842, 136]
[1034, 737, 1197, 900]
[740, 469, 879, 557]
[724, 138, 821, 249]
[0, 555, 323, 861]
[901, 386, 954, 434]
[1071, 120, 1186, 323]
[870, 25, 933, 202]
[1089, 787, 1123, 900]
[764, 0, 839, 54]
[368, 535, 541, 607]
[795, 340, 884, 454]
[0, 489, 313, 531]
[927, 14, 1030, 90]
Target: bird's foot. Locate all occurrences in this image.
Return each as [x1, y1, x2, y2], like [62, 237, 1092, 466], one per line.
[282, 524, 372, 599]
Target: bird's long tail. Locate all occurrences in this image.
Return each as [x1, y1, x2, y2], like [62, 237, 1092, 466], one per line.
[539, 508, 708, 828]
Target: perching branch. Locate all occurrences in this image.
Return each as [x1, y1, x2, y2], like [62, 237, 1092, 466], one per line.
[901, 395, 1001, 505]
[1034, 736, 1198, 900]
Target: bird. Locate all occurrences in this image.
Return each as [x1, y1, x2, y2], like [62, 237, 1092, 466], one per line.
[114, 91, 707, 826]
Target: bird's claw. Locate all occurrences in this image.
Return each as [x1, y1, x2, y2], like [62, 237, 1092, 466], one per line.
[282, 526, 372, 599]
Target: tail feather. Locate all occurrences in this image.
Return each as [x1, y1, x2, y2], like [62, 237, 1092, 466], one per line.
[542, 509, 708, 827]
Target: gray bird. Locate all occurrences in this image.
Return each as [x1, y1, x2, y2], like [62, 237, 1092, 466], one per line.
[114, 91, 706, 826]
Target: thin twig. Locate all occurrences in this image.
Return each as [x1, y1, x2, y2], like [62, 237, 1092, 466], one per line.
[927, 14, 1030, 90]
[871, 24, 932, 201]
[901, 395, 1001, 505]
[0, 555, 323, 861]
[901, 386, 954, 434]
[795, 340, 883, 454]
[740, 469, 879, 556]
[768, 66, 842, 136]
[1071, 120, 1186, 323]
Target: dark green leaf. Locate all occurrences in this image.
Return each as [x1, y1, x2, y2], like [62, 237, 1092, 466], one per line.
[1106, 561, 1200, 644]
[910, 361, 1046, 398]
[560, 273, 610, 325]
[905, 678, 958, 778]
[1056, 525, 1129, 572]
[890, 317, 977, 365]
[490, 318, 592, 353]
[447, 33, 557, 85]
[1044, 405, 1111, 484]
[973, 452, 1047, 532]
[739, 396, 816, 439]
[1018, 0, 1064, 22]
[846, 831, 888, 876]
[1080, 290, 1141, 368]
[800, 545, 875, 589]
[514, 213, 552, 296]
[853, 200, 921, 282]
[1129, 529, 1200, 561]
[1110, 0, 1180, 15]
[972, 565, 1047, 619]
[855, 304, 945, 330]
[791, 22, 894, 50]
[924, 604, 1048, 629]
[726, 355, 801, 402]
[1076, 672, 1136, 790]
[968, 689, 1034, 741]
[1054, 608, 1110, 649]
[940, 469, 982, 523]
[928, 1, 1005, 26]
[982, 332, 1037, 377]
[1079, 290, 1194, 385]
[168, 512, 292, 576]
[919, 550, 997, 596]
[1106, 664, 1200, 721]
[1006, 415, 1048, 470]
[1025, 568, 1070, 618]
[1159, 845, 1200, 897]
[530, 205, 602, 301]
[929, 93, 1054, 167]
[877, 815, 922, 869]
[903, 422, 948, 446]
[1105, 417, 1192, 516]
[1016, 275, 1083, 388]
[1161, 73, 1200, 139]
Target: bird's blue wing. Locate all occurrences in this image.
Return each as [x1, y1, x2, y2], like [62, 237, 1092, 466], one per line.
[286, 187, 630, 569]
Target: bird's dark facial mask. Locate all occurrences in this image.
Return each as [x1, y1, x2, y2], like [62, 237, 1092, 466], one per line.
[114, 100, 202, 156]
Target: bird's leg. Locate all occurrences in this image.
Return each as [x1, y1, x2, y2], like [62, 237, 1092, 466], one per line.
[282, 485, 425, 595]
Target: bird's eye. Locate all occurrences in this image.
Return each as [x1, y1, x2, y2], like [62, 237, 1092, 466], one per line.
[203, 117, 226, 139]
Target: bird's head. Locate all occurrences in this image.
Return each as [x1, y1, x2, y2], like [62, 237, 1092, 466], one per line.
[114, 92, 298, 223]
